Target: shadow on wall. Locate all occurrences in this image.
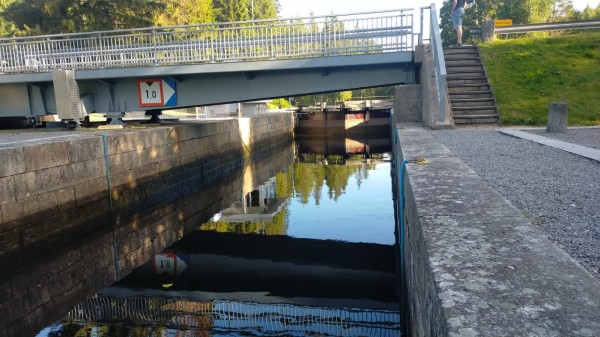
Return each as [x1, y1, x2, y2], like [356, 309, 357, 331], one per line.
[0, 114, 294, 337]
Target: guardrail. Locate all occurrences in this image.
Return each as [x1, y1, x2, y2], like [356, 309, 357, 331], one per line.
[420, 4, 447, 123]
[496, 19, 600, 34]
[0, 9, 414, 74]
[470, 19, 600, 36]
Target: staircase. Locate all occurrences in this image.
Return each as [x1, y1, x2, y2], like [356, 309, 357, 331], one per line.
[444, 46, 499, 124]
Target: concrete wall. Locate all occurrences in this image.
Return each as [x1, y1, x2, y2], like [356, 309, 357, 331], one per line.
[395, 45, 453, 129]
[394, 125, 600, 336]
[0, 113, 294, 337]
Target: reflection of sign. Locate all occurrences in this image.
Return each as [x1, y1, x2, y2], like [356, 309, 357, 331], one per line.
[495, 19, 513, 27]
[153, 251, 189, 276]
[137, 78, 177, 107]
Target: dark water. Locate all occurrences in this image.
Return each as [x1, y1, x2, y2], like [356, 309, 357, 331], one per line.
[36, 136, 399, 337]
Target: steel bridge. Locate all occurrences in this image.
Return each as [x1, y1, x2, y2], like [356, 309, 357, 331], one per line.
[0, 6, 446, 124]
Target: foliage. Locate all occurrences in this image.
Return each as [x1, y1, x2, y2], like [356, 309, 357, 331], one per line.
[154, 0, 215, 26]
[213, 0, 248, 23]
[269, 98, 291, 109]
[439, 0, 598, 46]
[480, 31, 600, 125]
[292, 161, 376, 204]
[0, 0, 165, 34]
[0, 0, 280, 36]
[251, 0, 279, 20]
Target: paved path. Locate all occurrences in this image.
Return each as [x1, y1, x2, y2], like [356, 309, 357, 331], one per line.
[433, 127, 600, 281]
[498, 128, 600, 161]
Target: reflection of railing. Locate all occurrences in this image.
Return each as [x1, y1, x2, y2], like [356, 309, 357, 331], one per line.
[68, 297, 401, 337]
[0, 9, 414, 74]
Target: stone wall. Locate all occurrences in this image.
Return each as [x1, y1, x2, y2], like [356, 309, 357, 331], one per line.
[394, 125, 600, 336]
[0, 113, 294, 336]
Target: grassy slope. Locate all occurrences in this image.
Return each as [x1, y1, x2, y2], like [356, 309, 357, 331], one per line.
[479, 31, 600, 125]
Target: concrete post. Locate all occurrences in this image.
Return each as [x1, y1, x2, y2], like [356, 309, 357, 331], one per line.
[547, 102, 568, 133]
[481, 20, 495, 42]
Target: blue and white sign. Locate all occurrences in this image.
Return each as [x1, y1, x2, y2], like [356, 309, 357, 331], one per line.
[137, 78, 177, 107]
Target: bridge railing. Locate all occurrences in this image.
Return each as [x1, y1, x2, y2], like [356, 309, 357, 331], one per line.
[0, 10, 414, 74]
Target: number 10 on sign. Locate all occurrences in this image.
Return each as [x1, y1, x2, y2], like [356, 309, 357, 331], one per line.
[137, 78, 177, 107]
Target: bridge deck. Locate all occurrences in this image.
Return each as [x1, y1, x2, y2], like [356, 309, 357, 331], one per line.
[0, 9, 414, 76]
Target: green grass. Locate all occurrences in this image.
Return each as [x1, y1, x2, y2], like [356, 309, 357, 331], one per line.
[479, 31, 600, 126]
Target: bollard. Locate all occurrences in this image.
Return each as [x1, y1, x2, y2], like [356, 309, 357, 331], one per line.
[547, 102, 568, 133]
[482, 20, 495, 42]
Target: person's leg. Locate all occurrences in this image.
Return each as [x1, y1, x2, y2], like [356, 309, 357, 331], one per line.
[456, 7, 465, 46]
[451, 9, 461, 46]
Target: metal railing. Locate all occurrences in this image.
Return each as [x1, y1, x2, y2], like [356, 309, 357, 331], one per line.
[420, 4, 447, 123]
[0, 10, 414, 74]
[470, 19, 600, 36]
[496, 19, 600, 35]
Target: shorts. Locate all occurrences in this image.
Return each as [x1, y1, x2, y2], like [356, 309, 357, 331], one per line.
[452, 7, 465, 28]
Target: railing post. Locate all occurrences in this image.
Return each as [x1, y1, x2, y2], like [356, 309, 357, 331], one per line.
[210, 27, 215, 62]
[97, 34, 103, 68]
[419, 7, 424, 45]
[270, 23, 275, 59]
[152, 30, 158, 64]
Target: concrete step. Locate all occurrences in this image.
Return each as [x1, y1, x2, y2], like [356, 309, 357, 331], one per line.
[445, 59, 482, 67]
[446, 65, 485, 73]
[452, 106, 498, 115]
[444, 53, 480, 61]
[447, 72, 487, 79]
[448, 84, 491, 92]
[449, 91, 493, 99]
[454, 116, 499, 124]
[451, 98, 495, 107]
[443, 46, 478, 55]
[453, 113, 499, 118]
[447, 77, 489, 86]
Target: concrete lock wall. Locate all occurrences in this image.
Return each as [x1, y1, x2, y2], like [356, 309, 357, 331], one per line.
[394, 125, 600, 337]
[0, 113, 294, 337]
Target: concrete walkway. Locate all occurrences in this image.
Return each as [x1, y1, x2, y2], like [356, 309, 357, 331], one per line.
[498, 128, 600, 161]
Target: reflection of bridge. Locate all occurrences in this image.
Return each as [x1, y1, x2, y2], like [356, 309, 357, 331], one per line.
[68, 297, 401, 337]
[0, 9, 420, 124]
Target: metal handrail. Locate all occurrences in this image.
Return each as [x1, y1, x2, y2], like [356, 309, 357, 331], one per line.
[0, 9, 415, 74]
[420, 4, 447, 123]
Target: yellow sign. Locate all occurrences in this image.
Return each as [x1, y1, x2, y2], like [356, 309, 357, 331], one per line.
[495, 19, 513, 27]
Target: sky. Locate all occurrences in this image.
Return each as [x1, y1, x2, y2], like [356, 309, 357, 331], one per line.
[278, 0, 600, 18]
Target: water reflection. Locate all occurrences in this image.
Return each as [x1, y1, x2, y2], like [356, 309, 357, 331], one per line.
[202, 135, 394, 244]
[36, 135, 399, 337]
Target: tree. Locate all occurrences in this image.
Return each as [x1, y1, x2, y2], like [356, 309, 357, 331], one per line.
[0, 0, 16, 36]
[213, 0, 249, 23]
[251, 0, 279, 20]
[550, 0, 575, 21]
[1, 0, 165, 35]
[440, 0, 559, 46]
[153, 0, 215, 26]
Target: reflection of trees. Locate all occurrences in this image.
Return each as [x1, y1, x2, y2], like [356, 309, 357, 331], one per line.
[291, 161, 377, 204]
